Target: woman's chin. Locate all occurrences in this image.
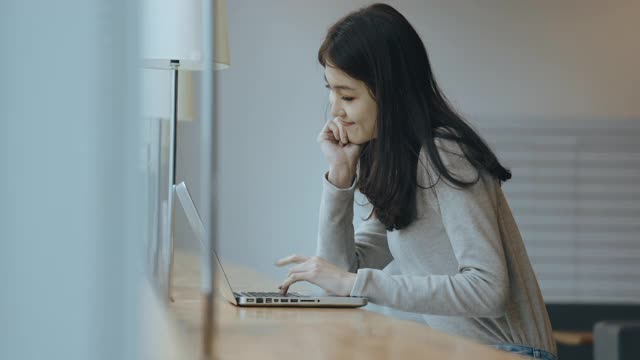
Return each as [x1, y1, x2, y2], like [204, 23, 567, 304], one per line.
[348, 135, 374, 145]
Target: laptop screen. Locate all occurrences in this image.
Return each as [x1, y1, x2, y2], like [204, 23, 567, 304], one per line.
[174, 182, 238, 305]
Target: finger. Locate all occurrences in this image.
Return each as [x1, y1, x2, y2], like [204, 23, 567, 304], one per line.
[332, 118, 348, 145]
[326, 121, 341, 143]
[274, 254, 310, 267]
[317, 120, 333, 143]
[332, 117, 348, 145]
[278, 272, 310, 295]
[318, 132, 338, 143]
[318, 127, 338, 142]
[287, 262, 311, 276]
[340, 124, 348, 145]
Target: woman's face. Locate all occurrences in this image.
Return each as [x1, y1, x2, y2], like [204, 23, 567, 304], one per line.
[324, 64, 378, 144]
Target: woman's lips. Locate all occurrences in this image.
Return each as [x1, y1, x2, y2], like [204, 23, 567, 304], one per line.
[339, 119, 356, 127]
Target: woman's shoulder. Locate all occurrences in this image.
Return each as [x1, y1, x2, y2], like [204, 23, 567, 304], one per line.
[431, 126, 464, 156]
[419, 130, 480, 185]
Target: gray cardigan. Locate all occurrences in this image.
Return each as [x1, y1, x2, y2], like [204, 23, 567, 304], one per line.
[316, 138, 557, 355]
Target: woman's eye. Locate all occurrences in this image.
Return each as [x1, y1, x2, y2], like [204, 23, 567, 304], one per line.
[325, 85, 354, 102]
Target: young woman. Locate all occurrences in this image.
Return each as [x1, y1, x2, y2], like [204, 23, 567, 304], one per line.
[275, 4, 557, 359]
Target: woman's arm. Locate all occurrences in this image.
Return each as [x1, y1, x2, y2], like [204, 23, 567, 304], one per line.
[315, 171, 393, 273]
[349, 140, 509, 317]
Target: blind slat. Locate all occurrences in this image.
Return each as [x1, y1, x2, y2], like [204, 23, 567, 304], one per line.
[477, 119, 640, 304]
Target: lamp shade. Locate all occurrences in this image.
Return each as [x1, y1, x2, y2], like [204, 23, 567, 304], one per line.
[142, 0, 230, 70]
[213, 0, 230, 70]
[142, 0, 201, 69]
[141, 0, 231, 119]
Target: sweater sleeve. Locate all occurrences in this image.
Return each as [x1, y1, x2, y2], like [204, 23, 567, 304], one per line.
[315, 172, 393, 273]
[349, 140, 509, 317]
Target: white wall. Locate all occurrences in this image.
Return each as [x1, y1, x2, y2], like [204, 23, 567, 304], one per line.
[0, 1, 144, 359]
[174, 0, 640, 300]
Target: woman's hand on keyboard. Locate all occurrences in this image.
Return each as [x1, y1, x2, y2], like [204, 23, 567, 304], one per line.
[275, 255, 356, 297]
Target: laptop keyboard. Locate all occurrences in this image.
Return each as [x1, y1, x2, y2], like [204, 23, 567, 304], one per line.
[234, 291, 304, 298]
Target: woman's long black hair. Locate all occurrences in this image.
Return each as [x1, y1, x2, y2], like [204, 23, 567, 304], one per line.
[318, 3, 512, 231]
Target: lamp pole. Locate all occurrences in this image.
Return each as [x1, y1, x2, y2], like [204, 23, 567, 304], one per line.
[166, 59, 180, 301]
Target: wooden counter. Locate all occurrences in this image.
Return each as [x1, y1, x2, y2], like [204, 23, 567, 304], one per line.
[168, 250, 522, 359]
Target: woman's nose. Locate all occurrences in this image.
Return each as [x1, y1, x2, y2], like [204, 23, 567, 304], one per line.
[330, 101, 345, 118]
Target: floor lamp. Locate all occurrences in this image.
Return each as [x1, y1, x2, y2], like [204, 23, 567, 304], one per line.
[142, 0, 230, 304]
[142, 68, 196, 288]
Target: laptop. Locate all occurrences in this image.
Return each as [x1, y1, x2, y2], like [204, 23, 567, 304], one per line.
[175, 181, 368, 308]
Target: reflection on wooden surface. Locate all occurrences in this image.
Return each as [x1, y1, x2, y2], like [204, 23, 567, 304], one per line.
[169, 250, 521, 359]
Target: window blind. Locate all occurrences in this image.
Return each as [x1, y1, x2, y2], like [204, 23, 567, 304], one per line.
[476, 118, 640, 304]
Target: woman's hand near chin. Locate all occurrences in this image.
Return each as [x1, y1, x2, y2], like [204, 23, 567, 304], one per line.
[317, 117, 361, 188]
